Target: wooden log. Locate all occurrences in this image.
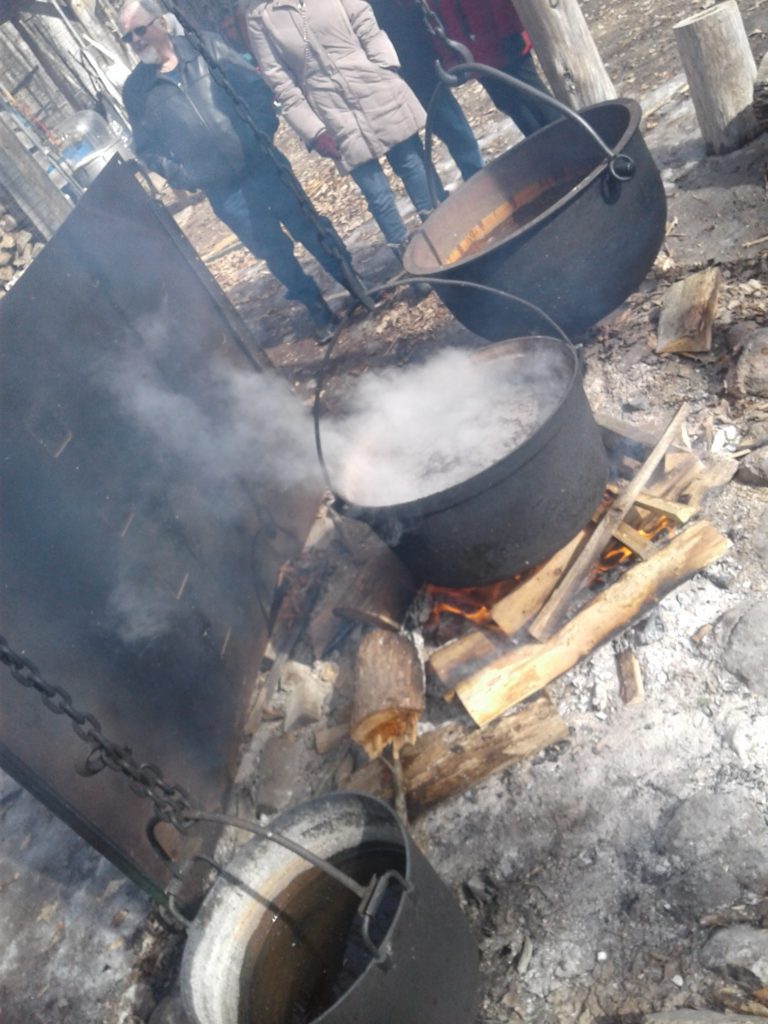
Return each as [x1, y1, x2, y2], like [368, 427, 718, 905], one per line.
[334, 544, 416, 632]
[755, 52, 768, 131]
[351, 629, 424, 759]
[491, 528, 588, 635]
[674, 1, 760, 155]
[529, 403, 690, 641]
[513, 0, 616, 109]
[656, 268, 722, 354]
[343, 694, 568, 817]
[616, 649, 644, 704]
[453, 519, 730, 727]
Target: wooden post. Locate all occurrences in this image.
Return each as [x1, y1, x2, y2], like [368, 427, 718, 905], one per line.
[674, 1, 760, 155]
[0, 117, 72, 239]
[512, 0, 616, 109]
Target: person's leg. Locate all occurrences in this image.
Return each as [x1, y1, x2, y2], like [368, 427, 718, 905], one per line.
[386, 135, 435, 220]
[427, 86, 484, 180]
[260, 160, 357, 293]
[207, 179, 337, 328]
[207, 180, 323, 302]
[481, 52, 560, 137]
[350, 158, 409, 245]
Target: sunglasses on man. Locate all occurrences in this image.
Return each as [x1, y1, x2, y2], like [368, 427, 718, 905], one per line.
[121, 16, 161, 43]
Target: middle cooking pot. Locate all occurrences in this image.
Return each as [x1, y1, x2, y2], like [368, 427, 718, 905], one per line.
[329, 336, 608, 587]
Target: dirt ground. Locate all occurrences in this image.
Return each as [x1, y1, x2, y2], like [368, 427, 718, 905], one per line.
[1, 1, 768, 1022]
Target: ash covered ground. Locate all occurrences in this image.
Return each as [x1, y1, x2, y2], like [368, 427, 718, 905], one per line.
[1, 1, 768, 1022]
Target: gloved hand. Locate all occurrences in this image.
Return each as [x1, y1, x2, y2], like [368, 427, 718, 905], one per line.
[312, 129, 341, 160]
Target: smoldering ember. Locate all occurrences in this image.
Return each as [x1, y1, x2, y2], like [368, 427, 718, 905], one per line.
[1, 1, 768, 1023]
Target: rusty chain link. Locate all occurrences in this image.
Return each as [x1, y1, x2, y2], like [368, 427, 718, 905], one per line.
[0, 634, 194, 830]
[158, 1, 373, 307]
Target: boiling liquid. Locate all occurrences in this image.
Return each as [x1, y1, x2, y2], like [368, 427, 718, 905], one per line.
[240, 843, 406, 1024]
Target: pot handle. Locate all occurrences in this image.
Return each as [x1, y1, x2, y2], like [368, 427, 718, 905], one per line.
[428, 61, 636, 185]
[360, 869, 413, 965]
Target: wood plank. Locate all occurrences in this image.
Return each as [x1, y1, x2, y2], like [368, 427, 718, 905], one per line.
[529, 403, 690, 641]
[453, 520, 730, 727]
[343, 694, 568, 817]
[491, 528, 588, 635]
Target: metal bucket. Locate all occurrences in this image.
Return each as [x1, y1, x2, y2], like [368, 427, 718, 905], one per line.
[331, 336, 608, 588]
[181, 792, 480, 1024]
[403, 98, 666, 341]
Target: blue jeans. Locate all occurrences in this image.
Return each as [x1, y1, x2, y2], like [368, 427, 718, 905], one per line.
[481, 52, 561, 137]
[207, 155, 352, 305]
[422, 85, 484, 183]
[350, 134, 435, 245]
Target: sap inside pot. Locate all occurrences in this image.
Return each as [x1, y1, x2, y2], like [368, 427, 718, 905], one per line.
[323, 338, 608, 587]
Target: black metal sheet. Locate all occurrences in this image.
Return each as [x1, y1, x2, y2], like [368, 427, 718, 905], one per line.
[0, 157, 321, 907]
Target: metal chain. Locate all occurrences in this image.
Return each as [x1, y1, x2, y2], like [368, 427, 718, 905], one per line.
[411, 0, 474, 66]
[159, 2, 372, 306]
[0, 634, 194, 829]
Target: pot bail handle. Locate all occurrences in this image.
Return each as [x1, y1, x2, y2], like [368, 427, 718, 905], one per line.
[430, 61, 636, 182]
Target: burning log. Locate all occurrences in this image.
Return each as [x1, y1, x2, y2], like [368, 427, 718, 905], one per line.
[452, 519, 730, 727]
[343, 694, 568, 817]
[656, 268, 722, 354]
[529, 403, 690, 641]
[350, 629, 425, 759]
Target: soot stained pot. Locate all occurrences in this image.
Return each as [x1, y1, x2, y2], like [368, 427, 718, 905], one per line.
[403, 98, 667, 341]
[331, 336, 608, 588]
[181, 792, 479, 1024]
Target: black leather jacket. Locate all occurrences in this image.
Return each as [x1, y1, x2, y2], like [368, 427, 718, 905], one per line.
[122, 32, 279, 191]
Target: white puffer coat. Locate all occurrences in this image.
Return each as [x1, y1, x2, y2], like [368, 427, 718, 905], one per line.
[246, 0, 426, 172]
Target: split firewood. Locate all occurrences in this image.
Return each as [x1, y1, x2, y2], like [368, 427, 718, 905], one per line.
[350, 629, 424, 759]
[334, 543, 416, 631]
[343, 694, 568, 817]
[656, 267, 722, 354]
[452, 519, 730, 727]
[616, 649, 644, 704]
[611, 521, 655, 560]
[529, 403, 691, 641]
[491, 528, 588, 635]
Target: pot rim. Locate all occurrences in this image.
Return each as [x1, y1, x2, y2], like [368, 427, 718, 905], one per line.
[402, 97, 643, 276]
[181, 792, 412, 1024]
[331, 335, 582, 521]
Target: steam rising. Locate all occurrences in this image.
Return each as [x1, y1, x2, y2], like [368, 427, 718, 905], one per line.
[102, 319, 567, 642]
[322, 346, 569, 506]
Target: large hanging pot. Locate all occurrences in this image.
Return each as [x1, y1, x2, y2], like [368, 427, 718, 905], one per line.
[403, 98, 666, 341]
[181, 792, 480, 1024]
[326, 336, 608, 588]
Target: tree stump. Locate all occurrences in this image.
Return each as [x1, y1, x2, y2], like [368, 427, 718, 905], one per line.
[674, 1, 760, 154]
[513, 0, 616, 109]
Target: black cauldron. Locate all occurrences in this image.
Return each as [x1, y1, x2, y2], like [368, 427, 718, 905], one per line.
[403, 98, 666, 341]
[331, 336, 608, 588]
